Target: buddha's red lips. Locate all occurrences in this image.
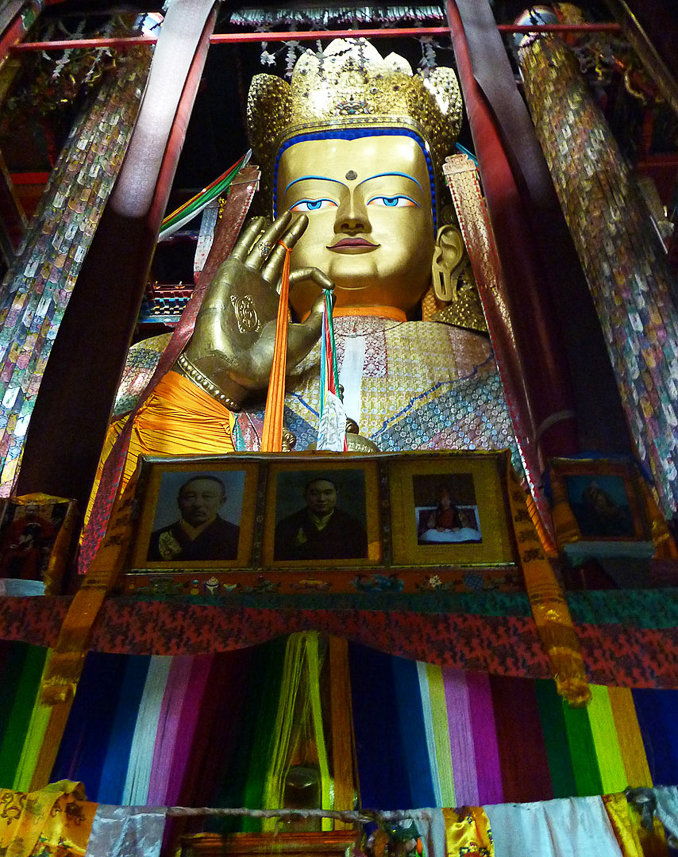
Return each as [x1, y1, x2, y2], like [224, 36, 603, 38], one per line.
[327, 238, 379, 250]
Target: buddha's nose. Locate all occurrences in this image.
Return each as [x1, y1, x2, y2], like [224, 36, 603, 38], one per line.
[335, 196, 370, 234]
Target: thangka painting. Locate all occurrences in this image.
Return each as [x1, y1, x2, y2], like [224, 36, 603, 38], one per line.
[0, 493, 77, 594]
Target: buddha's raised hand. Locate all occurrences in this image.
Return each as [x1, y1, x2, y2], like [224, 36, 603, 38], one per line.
[177, 212, 333, 411]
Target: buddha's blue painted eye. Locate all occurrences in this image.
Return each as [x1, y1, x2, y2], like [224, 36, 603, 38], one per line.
[367, 195, 418, 208]
[289, 198, 338, 212]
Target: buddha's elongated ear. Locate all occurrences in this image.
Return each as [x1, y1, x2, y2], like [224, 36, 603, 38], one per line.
[431, 225, 466, 302]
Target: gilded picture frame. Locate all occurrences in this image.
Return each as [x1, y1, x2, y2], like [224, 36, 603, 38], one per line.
[130, 457, 259, 570]
[548, 457, 649, 546]
[262, 459, 382, 567]
[388, 452, 515, 566]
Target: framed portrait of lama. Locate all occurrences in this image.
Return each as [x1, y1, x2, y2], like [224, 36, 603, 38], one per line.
[388, 452, 515, 566]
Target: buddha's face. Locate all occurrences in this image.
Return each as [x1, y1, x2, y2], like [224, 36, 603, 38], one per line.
[276, 134, 435, 317]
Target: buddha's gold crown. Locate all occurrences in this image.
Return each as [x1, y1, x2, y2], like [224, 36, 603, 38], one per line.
[247, 38, 463, 210]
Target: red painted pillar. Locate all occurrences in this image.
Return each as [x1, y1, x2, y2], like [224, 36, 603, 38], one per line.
[446, 0, 580, 461]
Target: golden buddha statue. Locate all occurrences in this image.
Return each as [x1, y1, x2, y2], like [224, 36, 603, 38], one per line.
[108, 39, 517, 487]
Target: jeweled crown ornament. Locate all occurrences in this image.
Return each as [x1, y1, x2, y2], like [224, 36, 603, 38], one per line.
[247, 38, 463, 209]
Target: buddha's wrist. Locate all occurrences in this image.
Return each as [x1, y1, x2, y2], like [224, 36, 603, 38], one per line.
[174, 352, 248, 412]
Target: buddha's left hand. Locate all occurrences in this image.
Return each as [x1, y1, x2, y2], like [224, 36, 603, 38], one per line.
[178, 212, 333, 410]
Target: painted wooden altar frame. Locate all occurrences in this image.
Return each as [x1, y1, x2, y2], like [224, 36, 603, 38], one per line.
[123, 450, 520, 596]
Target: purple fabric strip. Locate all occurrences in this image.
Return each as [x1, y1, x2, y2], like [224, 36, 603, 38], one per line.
[443, 667, 479, 805]
[146, 655, 194, 805]
[467, 671, 504, 805]
[164, 653, 214, 807]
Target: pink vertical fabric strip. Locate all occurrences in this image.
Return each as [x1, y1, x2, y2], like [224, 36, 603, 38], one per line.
[146, 655, 194, 805]
[164, 653, 215, 807]
[467, 672, 504, 805]
[443, 668, 479, 805]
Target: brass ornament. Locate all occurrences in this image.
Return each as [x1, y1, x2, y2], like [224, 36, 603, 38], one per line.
[247, 38, 463, 210]
[230, 294, 261, 333]
[430, 265, 488, 334]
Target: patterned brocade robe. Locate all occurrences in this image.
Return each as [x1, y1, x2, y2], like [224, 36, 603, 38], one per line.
[233, 311, 520, 464]
[114, 311, 520, 465]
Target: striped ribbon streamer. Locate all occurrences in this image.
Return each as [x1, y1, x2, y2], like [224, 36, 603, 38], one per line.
[262, 633, 333, 831]
[608, 687, 652, 788]
[98, 656, 151, 805]
[164, 654, 214, 808]
[317, 289, 346, 452]
[392, 657, 435, 808]
[0, 646, 48, 789]
[467, 673, 503, 805]
[13, 651, 53, 792]
[159, 152, 251, 241]
[261, 241, 292, 452]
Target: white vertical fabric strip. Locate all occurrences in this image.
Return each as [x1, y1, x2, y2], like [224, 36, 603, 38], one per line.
[416, 662, 442, 807]
[193, 200, 220, 279]
[411, 809, 447, 857]
[484, 796, 624, 857]
[84, 805, 167, 857]
[122, 657, 173, 806]
[338, 334, 366, 428]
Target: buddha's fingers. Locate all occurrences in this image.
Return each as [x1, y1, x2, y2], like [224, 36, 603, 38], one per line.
[230, 216, 267, 261]
[261, 215, 314, 285]
[288, 267, 334, 292]
[245, 212, 292, 271]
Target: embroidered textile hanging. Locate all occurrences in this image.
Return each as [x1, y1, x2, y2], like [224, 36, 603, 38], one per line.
[517, 35, 678, 515]
[0, 50, 150, 496]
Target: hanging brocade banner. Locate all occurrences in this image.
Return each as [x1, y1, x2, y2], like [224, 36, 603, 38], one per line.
[443, 154, 554, 549]
[517, 36, 678, 517]
[0, 49, 151, 496]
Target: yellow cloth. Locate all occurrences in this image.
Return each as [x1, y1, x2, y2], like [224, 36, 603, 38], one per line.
[86, 370, 235, 528]
[603, 793, 669, 857]
[443, 807, 494, 857]
[607, 687, 653, 788]
[0, 781, 96, 857]
[603, 793, 645, 857]
[506, 459, 590, 707]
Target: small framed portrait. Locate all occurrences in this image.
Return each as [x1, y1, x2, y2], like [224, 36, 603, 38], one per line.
[264, 460, 381, 566]
[389, 453, 515, 566]
[549, 458, 649, 545]
[131, 458, 258, 569]
[0, 493, 77, 594]
[413, 473, 482, 545]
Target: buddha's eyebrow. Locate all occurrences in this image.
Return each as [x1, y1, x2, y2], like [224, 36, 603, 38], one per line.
[284, 175, 345, 192]
[358, 172, 423, 189]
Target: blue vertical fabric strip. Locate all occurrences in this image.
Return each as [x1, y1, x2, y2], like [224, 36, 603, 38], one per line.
[349, 643, 411, 809]
[51, 651, 128, 795]
[632, 689, 678, 786]
[97, 655, 152, 804]
[391, 655, 436, 808]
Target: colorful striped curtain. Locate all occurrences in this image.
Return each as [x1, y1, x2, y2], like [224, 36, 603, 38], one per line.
[0, 638, 672, 811]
